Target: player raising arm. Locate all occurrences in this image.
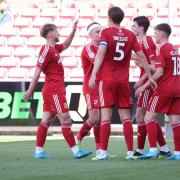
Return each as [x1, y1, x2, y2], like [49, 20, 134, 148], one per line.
[24, 21, 92, 159]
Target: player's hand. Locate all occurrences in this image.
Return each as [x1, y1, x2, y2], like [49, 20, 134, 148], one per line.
[135, 85, 146, 97]
[89, 75, 96, 89]
[149, 78, 157, 90]
[134, 80, 143, 89]
[72, 19, 79, 32]
[24, 90, 32, 102]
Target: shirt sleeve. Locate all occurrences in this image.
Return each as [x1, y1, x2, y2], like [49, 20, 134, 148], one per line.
[55, 44, 64, 53]
[132, 35, 141, 53]
[36, 45, 50, 70]
[147, 38, 156, 62]
[155, 47, 166, 68]
[99, 29, 108, 47]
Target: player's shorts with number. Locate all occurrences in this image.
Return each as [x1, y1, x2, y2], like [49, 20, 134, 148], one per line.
[99, 80, 134, 108]
[84, 92, 100, 110]
[42, 85, 69, 114]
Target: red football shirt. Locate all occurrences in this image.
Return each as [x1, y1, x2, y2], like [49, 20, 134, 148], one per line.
[81, 43, 98, 94]
[37, 44, 64, 90]
[97, 27, 141, 82]
[155, 43, 180, 97]
[139, 36, 156, 78]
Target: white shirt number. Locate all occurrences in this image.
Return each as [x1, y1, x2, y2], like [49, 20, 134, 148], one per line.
[172, 56, 180, 75]
[114, 42, 125, 61]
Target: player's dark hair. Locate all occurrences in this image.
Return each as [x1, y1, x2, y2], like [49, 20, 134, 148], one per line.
[87, 22, 100, 31]
[133, 16, 150, 33]
[108, 6, 124, 24]
[155, 23, 171, 37]
[40, 24, 57, 38]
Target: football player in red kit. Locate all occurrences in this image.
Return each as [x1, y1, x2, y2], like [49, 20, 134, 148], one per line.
[132, 16, 170, 159]
[76, 22, 102, 154]
[136, 23, 180, 160]
[89, 7, 155, 160]
[24, 21, 91, 159]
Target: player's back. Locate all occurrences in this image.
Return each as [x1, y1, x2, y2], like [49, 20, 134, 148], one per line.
[156, 43, 180, 97]
[98, 27, 140, 82]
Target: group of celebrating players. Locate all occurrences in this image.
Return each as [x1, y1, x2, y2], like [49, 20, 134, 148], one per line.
[24, 6, 180, 160]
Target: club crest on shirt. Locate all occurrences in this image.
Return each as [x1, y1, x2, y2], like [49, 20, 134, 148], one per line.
[64, 103, 68, 109]
[94, 99, 98, 105]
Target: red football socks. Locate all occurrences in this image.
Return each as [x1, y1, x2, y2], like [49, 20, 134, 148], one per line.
[77, 120, 92, 141]
[122, 119, 133, 151]
[61, 123, 76, 148]
[93, 123, 101, 150]
[36, 122, 48, 147]
[156, 122, 166, 147]
[146, 119, 157, 148]
[100, 120, 111, 150]
[172, 123, 180, 151]
[137, 122, 147, 150]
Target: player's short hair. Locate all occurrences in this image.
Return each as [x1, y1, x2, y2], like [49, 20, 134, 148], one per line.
[40, 24, 57, 38]
[87, 22, 100, 32]
[133, 16, 150, 33]
[155, 23, 171, 37]
[108, 6, 124, 25]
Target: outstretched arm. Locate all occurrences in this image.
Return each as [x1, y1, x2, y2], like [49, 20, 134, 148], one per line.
[62, 20, 78, 50]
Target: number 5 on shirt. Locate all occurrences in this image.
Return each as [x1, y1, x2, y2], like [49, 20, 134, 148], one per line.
[114, 42, 125, 61]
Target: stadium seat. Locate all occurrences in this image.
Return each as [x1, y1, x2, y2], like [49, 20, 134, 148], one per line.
[70, 67, 84, 79]
[137, 8, 155, 19]
[0, 68, 7, 79]
[74, 46, 83, 57]
[71, 37, 86, 47]
[157, 8, 168, 18]
[0, 57, 19, 68]
[0, 47, 13, 57]
[0, 36, 6, 46]
[40, 8, 60, 19]
[78, 27, 88, 37]
[54, 18, 72, 28]
[20, 8, 40, 19]
[97, 17, 108, 27]
[14, 47, 34, 58]
[13, 17, 32, 28]
[60, 8, 77, 19]
[60, 47, 74, 57]
[98, 8, 108, 18]
[78, 18, 92, 28]
[174, 18, 180, 27]
[62, 57, 78, 68]
[19, 27, 39, 37]
[60, 27, 74, 37]
[8, 67, 28, 79]
[29, 67, 45, 79]
[0, 27, 17, 37]
[33, 17, 52, 27]
[123, 8, 137, 19]
[7, 36, 25, 48]
[79, 8, 97, 19]
[20, 57, 37, 68]
[27, 37, 46, 48]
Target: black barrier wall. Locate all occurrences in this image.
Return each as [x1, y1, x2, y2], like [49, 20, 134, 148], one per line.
[0, 82, 137, 125]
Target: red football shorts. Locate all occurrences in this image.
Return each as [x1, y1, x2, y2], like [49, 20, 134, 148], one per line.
[42, 87, 69, 115]
[84, 92, 100, 110]
[137, 87, 154, 108]
[147, 92, 180, 115]
[99, 80, 134, 109]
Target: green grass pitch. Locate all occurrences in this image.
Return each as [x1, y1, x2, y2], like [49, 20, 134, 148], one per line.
[0, 136, 179, 180]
